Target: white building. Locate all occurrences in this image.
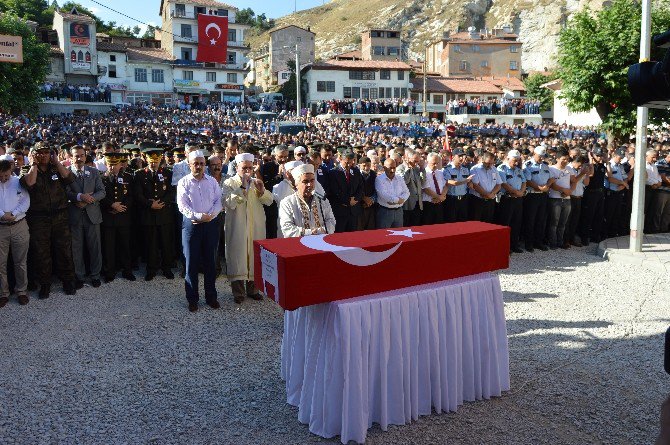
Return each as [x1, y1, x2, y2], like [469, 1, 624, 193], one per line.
[52, 9, 99, 85]
[543, 79, 602, 126]
[158, 0, 250, 104]
[304, 60, 412, 104]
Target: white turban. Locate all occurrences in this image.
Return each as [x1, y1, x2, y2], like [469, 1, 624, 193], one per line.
[284, 160, 303, 171]
[188, 150, 205, 161]
[235, 153, 254, 163]
[366, 149, 377, 158]
[291, 163, 315, 181]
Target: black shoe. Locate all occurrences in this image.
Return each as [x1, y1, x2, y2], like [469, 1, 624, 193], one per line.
[104, 274, 116, 283]
[27, 282, 37, 291]
[91, 279, 102, 288]
[122, 271, 136, 281]
[525, 245, 535, 253]
[163, 270, 175, 280]
[511, 247, 524, 254]
[63, 282, 76, 295]
[74, 280, 84, 290]
[180, 268, 186, 278]
[145, 272, 156, 282]
[248, 293, 263, 301]
[188, 302, 198, 312]
[207, 300, 221, 309]
[0, 297, 7, 308]
[536, 244, 549, 251]
[234, 295, 244, 304]
[17, 295, 29, 305]
[38, 285, 50, 299]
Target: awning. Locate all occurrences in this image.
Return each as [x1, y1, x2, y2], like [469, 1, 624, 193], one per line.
[176, 88, 209, 94]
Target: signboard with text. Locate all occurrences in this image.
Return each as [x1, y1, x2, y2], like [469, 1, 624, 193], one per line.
[215, 84, 244, 90]
[0, 35, 23, 64]
[174, 79, 201, 88]
[70, 23, 91, 46]
[72, 61, 91, 70]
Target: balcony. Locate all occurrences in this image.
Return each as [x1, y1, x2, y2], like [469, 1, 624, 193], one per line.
[172, 60, 247, 71]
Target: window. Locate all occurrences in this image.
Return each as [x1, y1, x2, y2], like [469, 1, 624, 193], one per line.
[410, 92, 420, 101]
[361, 88, 369, 99]
[378, 87, 385, 98]
[316, 81, 335, 92]
[206, 72, 217, 82]
[183, 70, 193, 80]
[480, 60, 488, 68]
[433, 94, 444, 104]
[217, 8, 228, 16]
[471, 45, 480, 52]
[227, 52, 237, 64]
[134, 68, 147, 82]
[380, 69, 390, 80]
[181, 47, 192, 61]
[372, 46, 385, 56]
[510, 45, 518, 53]
[510, 60, 518, 70]
[181, 24, 192, 38]
[460, 60, 469, 71]
[401, 88, 407, 98]
[110, 55, 116, 62]
[398, 70, 405, 80]
[386, 87, 392, 98]
[362, 71, 375, 80]
[195, 6, 206, 15]
[227, 73, 238, 83]
[175, 3, 185, 16]
[77, 50, 83, 62]
[394, 87, 400, 98]
[152, 69, 164, 83]
[297, 36, 302, 42]
[343, 87, 352, 98]
[387, 47, 400, 57]
[109, 64, 117, 78]
[281, 72, 290, 80]
[351, 87, 360, 98]
[387, 31, 399, 38]
[369, 88, 378, 99]
[370, 30, 383, 38]
[349, 71, 363, 80]
[228, 29, 236, 42]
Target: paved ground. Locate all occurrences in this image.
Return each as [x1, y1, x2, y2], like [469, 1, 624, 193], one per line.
[599, 233, 670, 273]
[0, 244, 668, 445]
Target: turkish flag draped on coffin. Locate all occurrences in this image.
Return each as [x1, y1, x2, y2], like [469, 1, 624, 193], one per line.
[196, 14, 228, 63]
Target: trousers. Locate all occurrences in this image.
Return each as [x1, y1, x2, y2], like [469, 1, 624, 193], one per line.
[376, 206, 403, 229]
[547, 198, 572, 247]
[182, 216, 220, 304]
[0, 219, 29, 298]
[102, 225, 131, 276]
[28, 212, 75, 286]
[71, 217, 102, 281]
[444, 195, 469, 222]
[523, 193, 548, 247]
[144, 223, 174, 273]
[580, 189, 604, 243]
[496, 196, 522, 249]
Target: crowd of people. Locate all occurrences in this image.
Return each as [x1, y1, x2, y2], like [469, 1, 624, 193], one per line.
[42, 82, 113, 103]
[315, 98, 416, 115]
[447, 98, 542, 115]
[0, 104, 669, 311]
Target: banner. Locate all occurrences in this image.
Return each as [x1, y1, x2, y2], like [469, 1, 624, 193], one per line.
[70, 22, 90, 46]
[0, 35, 23, 64]
[196, 14, 228, 64]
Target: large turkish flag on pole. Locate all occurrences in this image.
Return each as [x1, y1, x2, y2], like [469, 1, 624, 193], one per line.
[196, 14, 228, 64]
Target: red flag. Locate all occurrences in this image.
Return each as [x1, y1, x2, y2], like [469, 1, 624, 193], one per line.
[196, 14, 228, 64]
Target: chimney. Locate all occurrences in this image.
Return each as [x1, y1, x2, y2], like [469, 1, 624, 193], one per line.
[307, 26, 311, 32]
[468, 26, 478, 40]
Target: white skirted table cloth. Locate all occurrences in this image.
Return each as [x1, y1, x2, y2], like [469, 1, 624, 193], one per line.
[281, 272, 510, 444]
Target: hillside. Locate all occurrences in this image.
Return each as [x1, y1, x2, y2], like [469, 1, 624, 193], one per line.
[246, 0, 610, 72]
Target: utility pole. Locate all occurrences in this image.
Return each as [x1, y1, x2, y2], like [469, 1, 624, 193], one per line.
[422, 46, 428, 121]
[295, 43, 301, 117]
[630, 0, 651, 252]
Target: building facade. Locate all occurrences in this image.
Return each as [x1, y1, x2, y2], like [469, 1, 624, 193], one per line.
[361, 29, 402, 61]
[304, 60, 412, 104]
[53, 9, 99, 85]
[159, 0, 250, 103]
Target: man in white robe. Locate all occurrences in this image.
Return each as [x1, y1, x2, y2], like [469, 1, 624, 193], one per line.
[222, 152, 274, 303]
[272, 160, 303, 239]
[279, 164, 336, 238]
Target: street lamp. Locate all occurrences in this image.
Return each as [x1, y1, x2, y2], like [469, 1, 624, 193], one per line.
[284, 44, 301, 117]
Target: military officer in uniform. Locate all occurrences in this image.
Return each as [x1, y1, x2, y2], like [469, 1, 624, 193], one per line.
[497, 150, 526, 253]
[100, 151, 136, 282]
[522, 146, 553, 251]
[602, 147, 630, 239]
[443, 147, 473, 222]
[134, 144, 175, 281]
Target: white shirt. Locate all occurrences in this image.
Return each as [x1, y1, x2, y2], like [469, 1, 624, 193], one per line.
[375, 172, 410, 209]
[421, 168, 447, 202]
[549, 166, 572, 199]
[646, 162, 662, 186]
[0, 176, 30, 221]
[95, 158, 107, 172]
[566, 165, 585, 197]
[470, 164, 502, 198]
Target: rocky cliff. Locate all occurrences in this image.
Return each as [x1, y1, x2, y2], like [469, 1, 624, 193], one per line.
[247, 0, 611, 72]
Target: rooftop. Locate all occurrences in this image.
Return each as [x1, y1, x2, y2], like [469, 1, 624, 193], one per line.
[55, 10, 96, 24]
[96, 41, 129, 53]
[126, 47, 175, 64]
[412, 76, 504, 95]
[310, 60, 412, 70]
[330, 50, 362, 60]
[160, 0, 238, 15]
[269, 24, 315, 35]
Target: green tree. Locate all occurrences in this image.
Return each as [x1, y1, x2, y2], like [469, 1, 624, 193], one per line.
[280, 59, 297, 100]
[0, 0, 55, 26]
[524, 72, 557, 111]
[0, 13, 50, 115]
[236, 7, 255, 26]
[557, 0, 670, 142]
[141, 26, 155, 39]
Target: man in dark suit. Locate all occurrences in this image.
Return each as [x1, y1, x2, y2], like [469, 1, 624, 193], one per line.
[327, 148, 363, 233]
[134, 144, 175, 281]
[357, 156, 377, 230]
[66, 145, 106, 288]
[260, 145, 289, 239]
[100, 151, 136, 283]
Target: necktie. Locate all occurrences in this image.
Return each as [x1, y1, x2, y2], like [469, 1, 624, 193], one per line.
[345, 168, 350, 183]
[432, 171, 441, 195]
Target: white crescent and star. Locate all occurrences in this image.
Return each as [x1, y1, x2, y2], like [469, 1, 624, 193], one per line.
[205, 23, 222, 46]
[299, 229, 423, 267]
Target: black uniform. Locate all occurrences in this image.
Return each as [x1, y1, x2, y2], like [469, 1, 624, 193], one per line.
[580, 161, 606, 245]
[327, 165, 364, 233]
[358, 170, 377, 230]
[134, 167, 175, 276]
[100, 169, 134, 279]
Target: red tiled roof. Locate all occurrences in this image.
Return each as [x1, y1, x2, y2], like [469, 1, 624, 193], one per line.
[412, 76, 503, 94]
[480, 76, 525, 91]
[50, 46, 64, 56]
[311, 60, 412, 70]
[96, 41, 128, 53]
[331, 50, 362, 60]
[56, 10, 96, 24]
[126, 47, 174, 64]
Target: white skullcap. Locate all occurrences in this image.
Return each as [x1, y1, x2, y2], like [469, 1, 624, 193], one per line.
[534, 146, 547, 157]
[294, 146, 306, 154]
[366, 149, 376, 158]
[188, 150, 205, 161]
[235, 153, 254, 163]
[291, 163, 315, 181]
[285, 160, 303, 171]
[507, 149, 521, 159]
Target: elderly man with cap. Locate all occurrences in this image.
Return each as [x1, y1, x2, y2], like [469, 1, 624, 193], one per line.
[496, 149, 526, 253]
[223, 152, 273, 304]
[21, 142, 78, 298]
[0, 159, 30, 307]
[177, 150, 223, 312]
[134, 143, 175, 281]
[522, 146, 553, 251]
[294, 145, 307, 162]
[327, 147, 363, 233]
[279, 163, 336, 238]
[272, 160, 303, 238]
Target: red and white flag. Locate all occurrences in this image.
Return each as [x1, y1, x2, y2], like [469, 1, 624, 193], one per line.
[196, 14, 228, 64]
